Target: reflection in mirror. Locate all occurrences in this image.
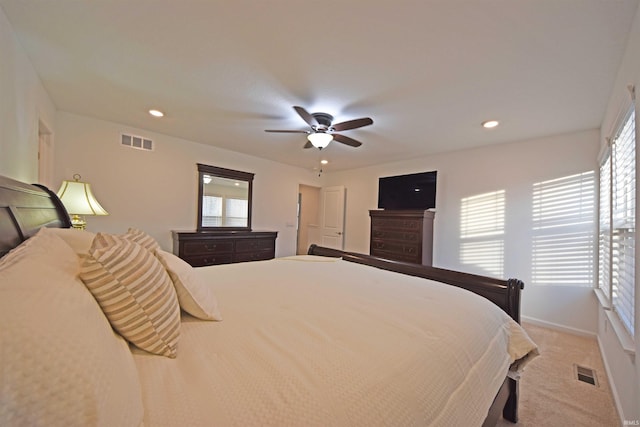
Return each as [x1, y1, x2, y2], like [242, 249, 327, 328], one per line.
[202, 176, 249, 227]
[197, 164, 254, 231]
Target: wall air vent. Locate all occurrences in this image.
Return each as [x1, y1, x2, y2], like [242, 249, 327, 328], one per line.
[121, 133, 153, 151]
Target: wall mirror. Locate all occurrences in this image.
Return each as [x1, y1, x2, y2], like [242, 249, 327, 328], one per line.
[197, 163, 254, 231]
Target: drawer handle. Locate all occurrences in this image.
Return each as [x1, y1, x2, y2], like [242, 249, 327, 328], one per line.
[204, 244, 217, 250]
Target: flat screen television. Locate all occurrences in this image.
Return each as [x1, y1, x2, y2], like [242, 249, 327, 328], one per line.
[377, 171, 437, 210]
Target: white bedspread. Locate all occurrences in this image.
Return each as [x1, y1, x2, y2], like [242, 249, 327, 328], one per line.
[133, 256, 537, 427]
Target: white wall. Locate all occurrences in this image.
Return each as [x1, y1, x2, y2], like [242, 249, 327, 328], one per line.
[597, 2, 640, 423]
[0, 6, 56, 182]
[53, 112, 321, 254]
[322, 129, 600, 335]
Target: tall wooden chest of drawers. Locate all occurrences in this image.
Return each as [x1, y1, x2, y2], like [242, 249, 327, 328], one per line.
[172, 230, 277, 267]
[369, 210, 434, 266]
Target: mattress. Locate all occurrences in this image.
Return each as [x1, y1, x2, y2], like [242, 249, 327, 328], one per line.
[132, 256, 537, 426]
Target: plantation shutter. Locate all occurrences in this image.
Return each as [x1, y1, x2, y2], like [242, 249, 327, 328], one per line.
[611, 109, 635, 335]
[598, 154, 612, 304]
[532, 172, 595, 287]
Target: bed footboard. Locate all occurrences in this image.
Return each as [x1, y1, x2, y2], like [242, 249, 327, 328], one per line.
[307, 244, 523, 323]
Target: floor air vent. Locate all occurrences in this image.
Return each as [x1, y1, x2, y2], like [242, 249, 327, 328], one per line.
[574, 365, 598, 386]
[121, 133, 153, 151]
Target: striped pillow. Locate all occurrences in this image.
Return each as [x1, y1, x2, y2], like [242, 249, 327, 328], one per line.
[123, 228, 161, 252]
[80, 233, 180, 358]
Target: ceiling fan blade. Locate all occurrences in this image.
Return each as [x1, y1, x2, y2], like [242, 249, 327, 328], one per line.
[264, 129, 309, 133]
[303, 141, 314, 149]
[293, 106, 318, 127]
[332, 133, 362, 148]
[331, 117, 373, 132]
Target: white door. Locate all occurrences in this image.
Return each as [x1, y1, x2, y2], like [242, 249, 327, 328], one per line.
[319, 185, 346, 249]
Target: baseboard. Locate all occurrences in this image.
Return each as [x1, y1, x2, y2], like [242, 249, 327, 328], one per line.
[596, 335, 627, 427]
[521, 315, 596, 338]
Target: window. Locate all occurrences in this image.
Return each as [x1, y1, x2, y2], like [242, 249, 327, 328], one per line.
[202, 195, 249, 228]
[599, 107, 635, 336]
[202, 195, 222, 226]
[224, 198, 249, 227]
[460, 190, 505, 277]
[532, 172, 595, 287]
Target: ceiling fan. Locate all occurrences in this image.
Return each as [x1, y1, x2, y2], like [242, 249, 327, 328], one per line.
[265, 106, 373, 149]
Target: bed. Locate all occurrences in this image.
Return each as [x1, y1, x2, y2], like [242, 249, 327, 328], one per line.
[0, 174, 538, 427]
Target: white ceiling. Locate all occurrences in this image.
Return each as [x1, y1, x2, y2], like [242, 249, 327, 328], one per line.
[2, 0, 638, 172]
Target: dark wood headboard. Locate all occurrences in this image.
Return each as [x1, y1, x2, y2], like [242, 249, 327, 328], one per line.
[0, 175, 71, 258]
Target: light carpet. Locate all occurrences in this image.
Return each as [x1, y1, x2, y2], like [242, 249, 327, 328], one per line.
[497, 322, 620, 427]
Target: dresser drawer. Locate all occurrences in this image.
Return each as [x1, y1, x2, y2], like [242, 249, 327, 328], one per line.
[234, 250, 274, 263]
[372, 218, 423, 231]
[182, 240, 234, 256]
[370, 248, 420, 264]
[235, 238, 275, 253]
[183, 253, 234, 267]
[371, 240, 421, 257]
[371, 228, 420, 243]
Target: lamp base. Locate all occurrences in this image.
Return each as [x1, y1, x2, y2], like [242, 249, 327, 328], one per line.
[70, 214, 87, 230]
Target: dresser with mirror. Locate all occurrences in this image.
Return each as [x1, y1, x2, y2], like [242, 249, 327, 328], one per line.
[172, 163, 277, 266]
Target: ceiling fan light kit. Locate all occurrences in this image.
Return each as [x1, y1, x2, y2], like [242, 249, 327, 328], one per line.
[265, 106, 373, 150]
[307, 132, 333, 148]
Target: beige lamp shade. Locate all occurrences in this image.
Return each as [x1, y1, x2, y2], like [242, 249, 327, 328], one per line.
[57, 175, 108, 229]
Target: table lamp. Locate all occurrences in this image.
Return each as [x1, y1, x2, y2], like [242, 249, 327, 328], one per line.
[56, 174, 109, 230]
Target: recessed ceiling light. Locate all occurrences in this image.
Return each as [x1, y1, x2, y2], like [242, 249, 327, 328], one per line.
[482, 120, 499, 129]
[320, 159, 329, 165]
[149, 109, 164, 117]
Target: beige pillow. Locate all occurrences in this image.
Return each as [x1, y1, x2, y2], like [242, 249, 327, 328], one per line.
[0, 228, 79, 275]
[0, 229, 144, 426]
[155, 249, 222, 321]
[80, 233, 181, 358]
[42, 227, 97, 255]
[123, 227, 161, 252]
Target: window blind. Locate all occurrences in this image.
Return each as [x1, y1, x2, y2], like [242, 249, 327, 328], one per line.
[225, 198, 249, 227]
[531, 172, 595, 287]
[202, 195, 223, 226]
[598, 155, 612, 303]
[460, 190, 505, 277]
[612, 109, 635, 335]
[599, 107, 635, 336]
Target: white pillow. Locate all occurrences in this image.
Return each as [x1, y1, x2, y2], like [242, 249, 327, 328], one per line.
[155, 249, 222, 321]
[80, 233, 181, 358]
[0, 229, 144, 427]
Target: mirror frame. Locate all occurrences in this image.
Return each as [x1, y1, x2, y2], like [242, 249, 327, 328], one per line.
[197, 163, 254, 232]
